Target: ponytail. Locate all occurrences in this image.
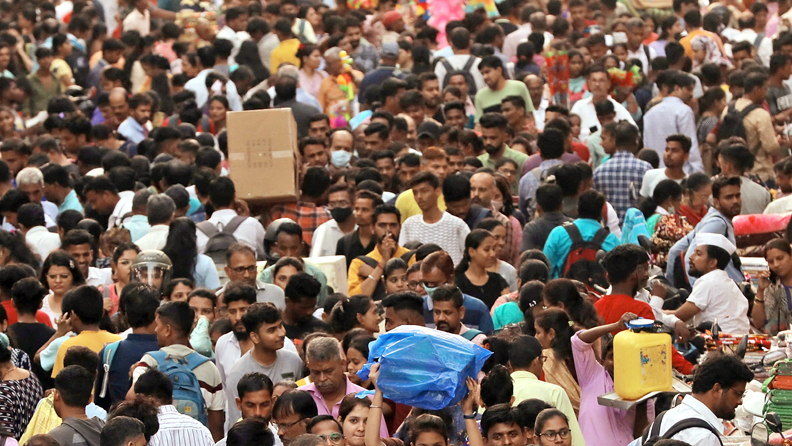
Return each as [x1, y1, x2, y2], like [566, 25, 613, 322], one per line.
[536, 308, 576, 370]
[329, 294, 373, 334]
[455, 251, 472, 276]
[455, 229, 493, 276]
[542, 279, 601, 329]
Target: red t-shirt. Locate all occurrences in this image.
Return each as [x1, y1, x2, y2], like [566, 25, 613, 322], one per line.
[594, 294, 654, 335]
[1, 300, 54, 327]
[594, 294, 695, 374]
[571, 141, 590, 162]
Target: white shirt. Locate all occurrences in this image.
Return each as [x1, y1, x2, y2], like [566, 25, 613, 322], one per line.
[42, 201, 58, 224]
[642, 96, 704, 173]
[629, 395, 723, 446]
[733, 28, 773, 67]
[195, 209, 266, 259]
[605, 202, 622, 239]
[399, 212, 470, 265]
[215, 26, 251, 64]
[185, 69, 243, 111]
[434, 54, 486, 91]
[214, 331, 298, 391]
[41, 294, 61, 325]
[257, 34, 280, 71]
[640, 169, 686, 198]
[764, 195, 792, 214]
[87, 266, 113, 287]
[25, 226, 60, 262]
[687, 269, 750, 334]
[740, 176, 772, 215]
[122, 8, 150, 36]
[627, 44, 656, 75]
[108, 190, 134, 230]
[135, 225, 169, 251]
[309, 219, 355, 258]
[570, 95, 636, 141]
[150, 405, 215, 446]
[216, 280, 286, 312]
[651, 73, 704, 99]
[532, 97, 549, 131]
[503, 23, 532, 60]
[634, 288, 682, 328]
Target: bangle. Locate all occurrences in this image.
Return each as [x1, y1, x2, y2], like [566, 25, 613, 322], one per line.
[463, 413, 476, 419]
[368, 274, 379, 281]
[370, 405, 382, 410]
[755, 299, 765, 304]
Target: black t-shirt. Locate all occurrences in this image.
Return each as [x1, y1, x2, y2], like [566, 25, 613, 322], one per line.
[9, 322, 56, 388]
[284, 317, 331, 341]
[455, 272, 509, 309]
[336, 230, 377, 269]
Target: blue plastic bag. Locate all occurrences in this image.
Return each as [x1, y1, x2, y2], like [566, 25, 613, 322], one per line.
[357, 325, 492, 410]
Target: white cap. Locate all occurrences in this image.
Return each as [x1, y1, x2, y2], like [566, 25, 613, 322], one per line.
[695, 233, 736, 255]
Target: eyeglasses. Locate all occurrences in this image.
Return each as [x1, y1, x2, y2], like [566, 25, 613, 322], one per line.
[537, 428, 571, 440]
[276, 418, 307, 430]
[230, 265, 258, 275]
[408, 281, 423, 289]
[317, 433, 344, 444]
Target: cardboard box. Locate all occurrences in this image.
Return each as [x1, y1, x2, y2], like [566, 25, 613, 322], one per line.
[227, 109, 300, 203]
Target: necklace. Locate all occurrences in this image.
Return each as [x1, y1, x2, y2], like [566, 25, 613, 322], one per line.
[0, 365, 16, 380]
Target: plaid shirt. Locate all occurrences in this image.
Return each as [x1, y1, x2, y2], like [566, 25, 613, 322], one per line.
[271, 202, 331, 246]
[593, 151, 652, 224]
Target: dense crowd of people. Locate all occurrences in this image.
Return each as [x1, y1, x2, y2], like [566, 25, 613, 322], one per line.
[1, 0, 792, 444]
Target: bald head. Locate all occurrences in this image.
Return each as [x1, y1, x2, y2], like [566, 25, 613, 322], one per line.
[524, 75, 544, 106]
[470, 172, 495, 208]
[277, 64, 300, 81]
[530, 12, 547, 30]
[196, 18, 216, 41]
[109, 88, 130, 123]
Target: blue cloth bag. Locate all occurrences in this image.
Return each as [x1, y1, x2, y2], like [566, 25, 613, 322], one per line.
[357, 326, 492, 410]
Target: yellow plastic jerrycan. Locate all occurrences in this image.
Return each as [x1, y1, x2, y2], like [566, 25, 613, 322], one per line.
[614, 318, 673, 400]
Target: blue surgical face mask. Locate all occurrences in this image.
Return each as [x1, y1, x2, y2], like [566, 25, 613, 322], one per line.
[331, 150, 352, 168]
[423, 283, 436, 297]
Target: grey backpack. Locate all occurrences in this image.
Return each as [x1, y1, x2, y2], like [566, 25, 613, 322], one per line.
[196, 216, 247, 264]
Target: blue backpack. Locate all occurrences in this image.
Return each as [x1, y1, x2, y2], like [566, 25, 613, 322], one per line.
[148, 350, 210, 426]
[98, 340, 123, 400]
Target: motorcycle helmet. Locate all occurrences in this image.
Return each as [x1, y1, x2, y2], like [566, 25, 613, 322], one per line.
[131, 250, 173, 293]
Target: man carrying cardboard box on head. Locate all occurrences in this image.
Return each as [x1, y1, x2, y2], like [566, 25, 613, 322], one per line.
[196, 176, 266, 261]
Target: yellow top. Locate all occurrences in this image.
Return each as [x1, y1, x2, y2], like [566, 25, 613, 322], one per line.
[50, 58, 74, 92]
[394, 189, 446, 223]
[347, 244, 411, 295]
[52, 330, 122, 377]
[270, 39, 301, 73]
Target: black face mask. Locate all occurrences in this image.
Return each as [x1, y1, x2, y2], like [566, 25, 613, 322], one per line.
[330, 207, 353, 223]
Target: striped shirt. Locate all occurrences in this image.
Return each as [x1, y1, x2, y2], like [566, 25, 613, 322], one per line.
[149, 405, 215, 446]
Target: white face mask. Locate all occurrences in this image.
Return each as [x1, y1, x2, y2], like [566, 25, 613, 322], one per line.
[330, 150, 352, 168]
[667, 206, 675, 215]
[491, 200, 503, 212]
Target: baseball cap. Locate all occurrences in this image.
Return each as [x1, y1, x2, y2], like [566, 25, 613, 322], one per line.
[381, 41, 399, 59]
[417, 121, 441, 139]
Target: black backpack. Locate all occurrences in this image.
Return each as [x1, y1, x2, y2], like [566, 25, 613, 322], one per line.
[641, 409, 724, 446]
[716, 102, 759, 142]
[441, 56, 479, 96]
